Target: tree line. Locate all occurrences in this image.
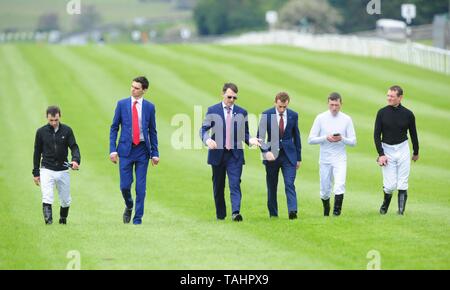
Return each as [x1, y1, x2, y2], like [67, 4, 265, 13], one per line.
[194, 0, 449, 35]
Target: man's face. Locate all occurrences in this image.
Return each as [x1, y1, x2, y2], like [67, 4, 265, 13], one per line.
[131, 81, 146, 98]
[328, 99, 342, 115]
[47, 114, 60, 129]
[387, 90, 402, 106]
[275, 100, 289, 114]
[222, 88, 237, 107]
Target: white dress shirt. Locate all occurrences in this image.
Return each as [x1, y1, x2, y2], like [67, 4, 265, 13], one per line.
[308, 110, 356, 163]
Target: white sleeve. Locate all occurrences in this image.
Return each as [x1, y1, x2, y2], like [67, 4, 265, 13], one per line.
[308, 116, 327, 144]
[342, 117, 356, 147]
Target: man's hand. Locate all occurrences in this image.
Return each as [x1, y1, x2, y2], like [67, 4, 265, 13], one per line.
[33, 176, 40, 186]
[265, 152, 276, 161]
[151, 157, 160, 166]
[110, 153, 118, 164]
[249, 137, 262, 147]
[206, 138, 217, 150]
[71, 161, 79, 170]
[327, 135, 342, 143]
[377, 155, 388, 166]
[412, 154, 419, 162]
[296, 161, 301, 170]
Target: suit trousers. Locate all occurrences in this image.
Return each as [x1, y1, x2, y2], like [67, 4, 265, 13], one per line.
[211, 150, 243, 219]
[265, 149, 298, 216]
[119, 142, 150, 224]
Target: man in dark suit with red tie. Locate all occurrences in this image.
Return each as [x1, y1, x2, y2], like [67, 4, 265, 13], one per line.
[258, 92, 302, 219]
[200, 83, 261, 222]
[110, 76, 159, 225]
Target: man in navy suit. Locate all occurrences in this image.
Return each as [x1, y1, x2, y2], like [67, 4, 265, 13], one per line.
[200, 83, 261, 222]
[258, 92, 302, 219]
[110, 76, 159, 225]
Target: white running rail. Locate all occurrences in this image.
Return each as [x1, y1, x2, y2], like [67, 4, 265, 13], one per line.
[219, 30, 450, 75]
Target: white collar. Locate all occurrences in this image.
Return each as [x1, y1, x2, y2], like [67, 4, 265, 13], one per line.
[222, 102, 234, 110]
[276, 109, 287, 117]
[131, 96, 143, 104]
[329, 110, 340, 117]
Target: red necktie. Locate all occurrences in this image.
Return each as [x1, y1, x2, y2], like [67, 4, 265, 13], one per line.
[279, 113, 284, 138]
[132, 100, 140, 146]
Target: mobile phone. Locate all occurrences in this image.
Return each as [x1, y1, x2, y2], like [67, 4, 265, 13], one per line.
[64, 161, 79, 170]
[333, 133, 341, 137]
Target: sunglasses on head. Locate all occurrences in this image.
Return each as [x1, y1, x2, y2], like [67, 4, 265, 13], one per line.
[225, 95, 238, 100]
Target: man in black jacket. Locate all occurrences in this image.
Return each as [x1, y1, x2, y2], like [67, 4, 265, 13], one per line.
[33, 106, 81, 224]
[374, 86, 419, 215]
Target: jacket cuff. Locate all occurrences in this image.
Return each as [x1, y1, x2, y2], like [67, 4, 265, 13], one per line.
[32, 168, 40, 177]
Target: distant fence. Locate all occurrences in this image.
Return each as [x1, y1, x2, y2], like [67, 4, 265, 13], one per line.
[0, 31, 61, 43]
[219, 30, 450, 75]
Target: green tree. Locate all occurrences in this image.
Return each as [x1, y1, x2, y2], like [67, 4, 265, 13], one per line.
[193, 0, 287, 35]
[73, 5, 101, 32]
[329, 0, 449, 33]
[194, 0, 228, 35]
[278, 0, 343, 33]
[37, 12, 60, 32]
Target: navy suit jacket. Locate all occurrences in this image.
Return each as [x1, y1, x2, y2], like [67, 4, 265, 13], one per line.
[200, 102, 250, 166]
[257, 108, 302, 166]
[110, 97, 159, 158]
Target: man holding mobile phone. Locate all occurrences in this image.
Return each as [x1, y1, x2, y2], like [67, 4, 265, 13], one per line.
[308, 93, 356, 216]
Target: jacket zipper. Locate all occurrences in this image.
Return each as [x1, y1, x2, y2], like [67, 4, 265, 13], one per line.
[53, 131, 57, 164]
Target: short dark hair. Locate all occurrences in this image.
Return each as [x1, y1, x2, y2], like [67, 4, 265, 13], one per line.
[46, 105, 61, 117]
[133, 76, 149, 90]
[328, 92, 342, 103]
[222, 83, 238, 94]
[275, 92, 290, 103]
[389, 85, 403, 97]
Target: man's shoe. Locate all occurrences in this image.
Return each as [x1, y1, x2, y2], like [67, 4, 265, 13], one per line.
[321, 199, 330, 216]
[232, 213, 243, 222]
[43, 203, 53, 225]
[288, 211, 297, 220]
[59, 206, 69, 224]
[380, 192, 392, 215]
[123, 207, 132, 224]
[333, 194, 344, 216]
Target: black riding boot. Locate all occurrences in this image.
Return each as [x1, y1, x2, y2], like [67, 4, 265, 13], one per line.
[379, 192, 393, 215]
[43, 203, 53, 225]
[321, 198, 330, 216]
[59, 206, 69, 224]
[398, 190, 408, 215]
[333, 195, 344, 216]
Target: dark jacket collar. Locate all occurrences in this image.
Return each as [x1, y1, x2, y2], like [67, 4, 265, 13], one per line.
[390, 103, 403, 110]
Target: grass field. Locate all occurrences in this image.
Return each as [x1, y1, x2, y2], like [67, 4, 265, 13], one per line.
[0, 43, 449, 270]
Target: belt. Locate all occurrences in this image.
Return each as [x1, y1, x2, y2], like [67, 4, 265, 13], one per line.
[132, 141, 145, 147]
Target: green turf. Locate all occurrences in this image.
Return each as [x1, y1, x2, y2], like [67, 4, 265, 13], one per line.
[0, 43, 449, 269]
